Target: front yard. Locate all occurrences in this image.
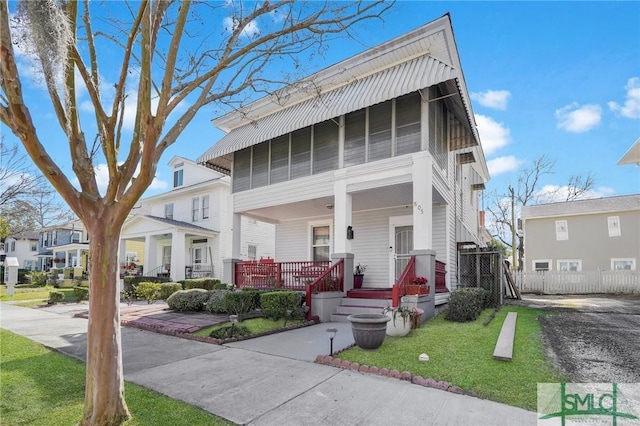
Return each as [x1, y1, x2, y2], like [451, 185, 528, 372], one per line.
[336, 306, 568, 411]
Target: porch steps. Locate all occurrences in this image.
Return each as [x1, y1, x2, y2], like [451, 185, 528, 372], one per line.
[493, 312, 517, 361]
[346, 287, 393, 299]
[330, 297, 391, 323]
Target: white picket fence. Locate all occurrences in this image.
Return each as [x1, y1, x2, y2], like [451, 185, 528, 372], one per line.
[518, 270, 640, 295]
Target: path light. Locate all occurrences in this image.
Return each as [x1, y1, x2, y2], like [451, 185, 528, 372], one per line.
[229, 314, 238, 334]
[326, 328, 338, 356]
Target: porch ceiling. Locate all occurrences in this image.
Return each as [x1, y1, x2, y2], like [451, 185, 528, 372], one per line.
[243, 183, 447, 222]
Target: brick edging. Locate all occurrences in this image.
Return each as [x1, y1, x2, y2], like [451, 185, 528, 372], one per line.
[313, 353, 477, 398]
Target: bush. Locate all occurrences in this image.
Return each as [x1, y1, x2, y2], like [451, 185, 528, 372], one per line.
[205, 290, 231, 314]
[73, 286, 89, 302]
[48, 291, 65, 304]
[158, 282, 183, 300]
[166, 289, 210, 312]
[445, 287, 490, 322]
[18, 269, 29, 284]
[28, 271, 47, 287]
[209, 324, 249, 339]
[123, 276, 171, 293]
[184, 278, 222, 291]
[222, 291, 259, 319]
[136, 281, 162, 304]
[260, 291, 302, 320]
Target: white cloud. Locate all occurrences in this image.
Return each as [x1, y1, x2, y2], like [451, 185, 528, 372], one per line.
[72, 162, 168, 196]
[475, 114, 511, 155]
[608, 77, 640, 119]
[223, 16, 260, 38]
[487, 155, 521, 176]
[535, 184, 612, 203]
[555, 103, 602, 133]
[470, 90, 511, 110]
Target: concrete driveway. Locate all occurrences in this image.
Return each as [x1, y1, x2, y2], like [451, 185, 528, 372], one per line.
[513, 295, 640, 383]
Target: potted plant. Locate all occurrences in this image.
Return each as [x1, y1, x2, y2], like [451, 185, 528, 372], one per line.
[347, 313, 390, 350]
[353, 263, 367, 289]
[404, 275, 429, 295]
[382, 305, 420, 337]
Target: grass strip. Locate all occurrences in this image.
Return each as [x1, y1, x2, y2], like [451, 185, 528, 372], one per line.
[0, 329, 234, 425]
[193, 317, 305, 337]
[337, 306, 568, 411]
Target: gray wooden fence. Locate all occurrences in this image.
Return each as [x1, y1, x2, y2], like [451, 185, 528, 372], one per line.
[517, 270, 640, 294]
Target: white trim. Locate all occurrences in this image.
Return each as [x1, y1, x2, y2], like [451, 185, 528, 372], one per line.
[607, 216, 621, 237]
[611, 258, 636, 271]
[555, 220, 568, 241]
[532, 259, 552, 272]
[308, 220, 332, 261]
[557, 259, 582, 272]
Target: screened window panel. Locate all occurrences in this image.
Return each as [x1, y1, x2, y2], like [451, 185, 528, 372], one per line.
[233, 147, 251, 192]
[291, 127, 311, 179]
[270, 135, 289, 184]
[395, 92, 421, 155]
[368, 101, 392, 162]
[313, 119, 339, 174]
[345, 109, 366, 167]
[251, 142, 269, 188]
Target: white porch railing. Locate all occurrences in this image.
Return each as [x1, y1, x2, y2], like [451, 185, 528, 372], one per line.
[518, 270, 640, 294]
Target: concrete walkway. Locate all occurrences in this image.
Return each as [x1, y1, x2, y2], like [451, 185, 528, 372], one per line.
[0, 303, 537, 425]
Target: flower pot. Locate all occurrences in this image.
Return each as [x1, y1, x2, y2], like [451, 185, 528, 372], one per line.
[353, 274, 364, 289]
[405, 284, 429, 295]
[386, 311, 412, 337]
[347, 313, 390, 350]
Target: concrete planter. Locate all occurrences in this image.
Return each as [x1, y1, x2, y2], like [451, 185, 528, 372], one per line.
[347, 313, 390, 350]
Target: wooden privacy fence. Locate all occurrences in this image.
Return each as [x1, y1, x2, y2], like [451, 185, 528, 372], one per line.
[518, 270, 640, 294]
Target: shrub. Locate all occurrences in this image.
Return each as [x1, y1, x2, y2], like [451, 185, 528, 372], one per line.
[48, 291, 65, 304]
[123, 276, 171, 293]
[260, 291, 302, 320]
[136, 281, 162, 304]
[28, 271, 47, 287]
[205, 290, 231, 314]
[166, 289, 209, 312]
[209, 324, 249, 339]
[158, 282, 183, 300]
[222, 291, 259, 320]
[18, 269, 29, 284]
[73, 286, 89, 302]
[445, 287, 489, 322]
[184, 278, 222, 291]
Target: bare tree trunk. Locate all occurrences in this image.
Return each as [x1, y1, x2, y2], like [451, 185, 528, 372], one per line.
[82, 213, 130, 426]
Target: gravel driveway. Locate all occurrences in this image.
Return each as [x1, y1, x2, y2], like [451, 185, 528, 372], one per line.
[510, 295, 640, 383]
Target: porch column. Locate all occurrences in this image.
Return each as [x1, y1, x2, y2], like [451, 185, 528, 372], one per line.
[223, 258, 242, 285]
[118, 238, 127, 267]
[232, 213, 242, 259]
[412, 151, 433, 250]
[143, 236, 156, 276]
[333, 175, 352, 254]
[171, 231, 186, 281]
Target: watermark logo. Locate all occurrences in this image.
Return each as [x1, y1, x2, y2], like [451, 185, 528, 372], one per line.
[538, 383, 640, 425]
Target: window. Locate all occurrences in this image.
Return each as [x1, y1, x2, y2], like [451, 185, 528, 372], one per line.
[72, 231, 81, 243]
[233, 147, 251, 192]
[368, 100, 392, 162]
[248, 244, 257, 260]
[193, 248, 203, 264]
[270, 135, 289, 184]
[557, 259, 581, 272]
[344, 109, 366, 167]
[162, 246, 172, 268]
[313, 119, 339, 174]
[251, 142, 269, 188]
[608, 216, 621, 237]
[201, 196, 209, 219]
[192, 197, 200, 221]
[532, 260, 551, 272]
[395, 92, 421, 155]
[612, 258, 636, 270]
[164, 203, 174, 219]
[290, 127, 311, 179]
[311, 225, 330, 261]
[555, 220, 568, 241]
[428, 86, 448, 170]
[173, 169, 184, 187]
[10, 241, 15, 251]
[30, 242, 37, 251]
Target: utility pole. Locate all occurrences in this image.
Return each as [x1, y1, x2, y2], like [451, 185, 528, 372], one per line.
[509, 186, 516, 272]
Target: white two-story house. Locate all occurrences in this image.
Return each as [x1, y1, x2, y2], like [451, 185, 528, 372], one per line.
[4, 231, 39, 271]
[197, 15, 489, 318]
[119, 156, 275, 282]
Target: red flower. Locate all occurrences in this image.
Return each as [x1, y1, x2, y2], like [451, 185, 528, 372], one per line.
[411, 276, 427, 285]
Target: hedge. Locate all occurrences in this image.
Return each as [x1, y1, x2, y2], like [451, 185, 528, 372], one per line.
[73, 286, 89, 302]
[205, 290, 231, 314]
[158, 282, 183, 300]
[183, 278, 223, 291]
[222, 291, 259, 319]
[166, 289, 210, 312]
[445, 287, 491, 322]
[260, 291, 302, 320]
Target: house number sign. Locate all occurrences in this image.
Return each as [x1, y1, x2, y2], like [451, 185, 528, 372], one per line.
[414, 201, 424, 215]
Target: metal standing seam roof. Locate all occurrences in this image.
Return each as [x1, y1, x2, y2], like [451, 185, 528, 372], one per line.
[197, 54, 471, 169]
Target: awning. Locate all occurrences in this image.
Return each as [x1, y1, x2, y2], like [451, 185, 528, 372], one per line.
[617, 138, 640, 166]
[198, 54, 478, 172]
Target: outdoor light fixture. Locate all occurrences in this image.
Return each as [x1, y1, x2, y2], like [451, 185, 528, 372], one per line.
[346, 226, 354, 240]
[229, 314, 238, 333]
[326, 328, 338, 356]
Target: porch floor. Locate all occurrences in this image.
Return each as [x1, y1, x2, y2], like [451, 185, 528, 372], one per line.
[347, 287, 393, 299]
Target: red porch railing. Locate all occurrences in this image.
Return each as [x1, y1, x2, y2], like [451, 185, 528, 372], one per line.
[305, 258, 344, 320]
[235, 259, 331, 291]
[392, 255, 416, 307]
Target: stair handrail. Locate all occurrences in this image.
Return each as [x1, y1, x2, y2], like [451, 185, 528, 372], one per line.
[305, 258, 344, 320]
[392, 255, 416, 307]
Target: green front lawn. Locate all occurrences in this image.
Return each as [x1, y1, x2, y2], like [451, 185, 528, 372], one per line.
[194, 317, 306, 337]
[0, 329, 234, 425]
[337, 306, 567, 411]
[0, 285, 77, 302]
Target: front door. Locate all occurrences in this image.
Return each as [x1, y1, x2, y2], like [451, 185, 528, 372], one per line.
[394, 226, 413, 281]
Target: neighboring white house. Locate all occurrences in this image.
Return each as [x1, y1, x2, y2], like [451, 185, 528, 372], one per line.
[4, 231, 39, 270]
[119, 156, 275, 282]
[35, 219, 89, 276]
[197, 14, 489, 303]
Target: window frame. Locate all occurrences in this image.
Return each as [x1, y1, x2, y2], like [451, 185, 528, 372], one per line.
[532, 259, 552, 272]
[555, 220, 569, 241]
[191, 197, 200, 222]
[557, 259, 582, 272]
[611, 258, 636, 271]
[247, 244, 257, 260]
[173, 169, 184, 188]
[607, 216, 621, 237]
[201, 195, 210, 219]
[309, 221, 332, 262]
[164, 203, 174, 220]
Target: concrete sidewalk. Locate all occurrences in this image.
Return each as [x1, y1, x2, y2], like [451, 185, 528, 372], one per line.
[1, 303, 537, 425]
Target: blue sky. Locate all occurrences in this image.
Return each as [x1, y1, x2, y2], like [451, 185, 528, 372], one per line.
[2, 1, 639, 207]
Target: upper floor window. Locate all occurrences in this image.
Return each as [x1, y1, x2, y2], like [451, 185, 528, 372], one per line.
[555, 220, 568, 241]
[429, 86, 448, 170]
[608, 216, 621, 237]
[202, 195, 210, 219]
[164, 203, 174, 220]
[10, 241, 15, 251]
[612, 258, 635, 271]
[558, 259, 581, 272]
[72, 231, 81, 243]
[192, 197, 200, 221]
[173, 169, 184, 188]
[30, 242, 37, 251]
